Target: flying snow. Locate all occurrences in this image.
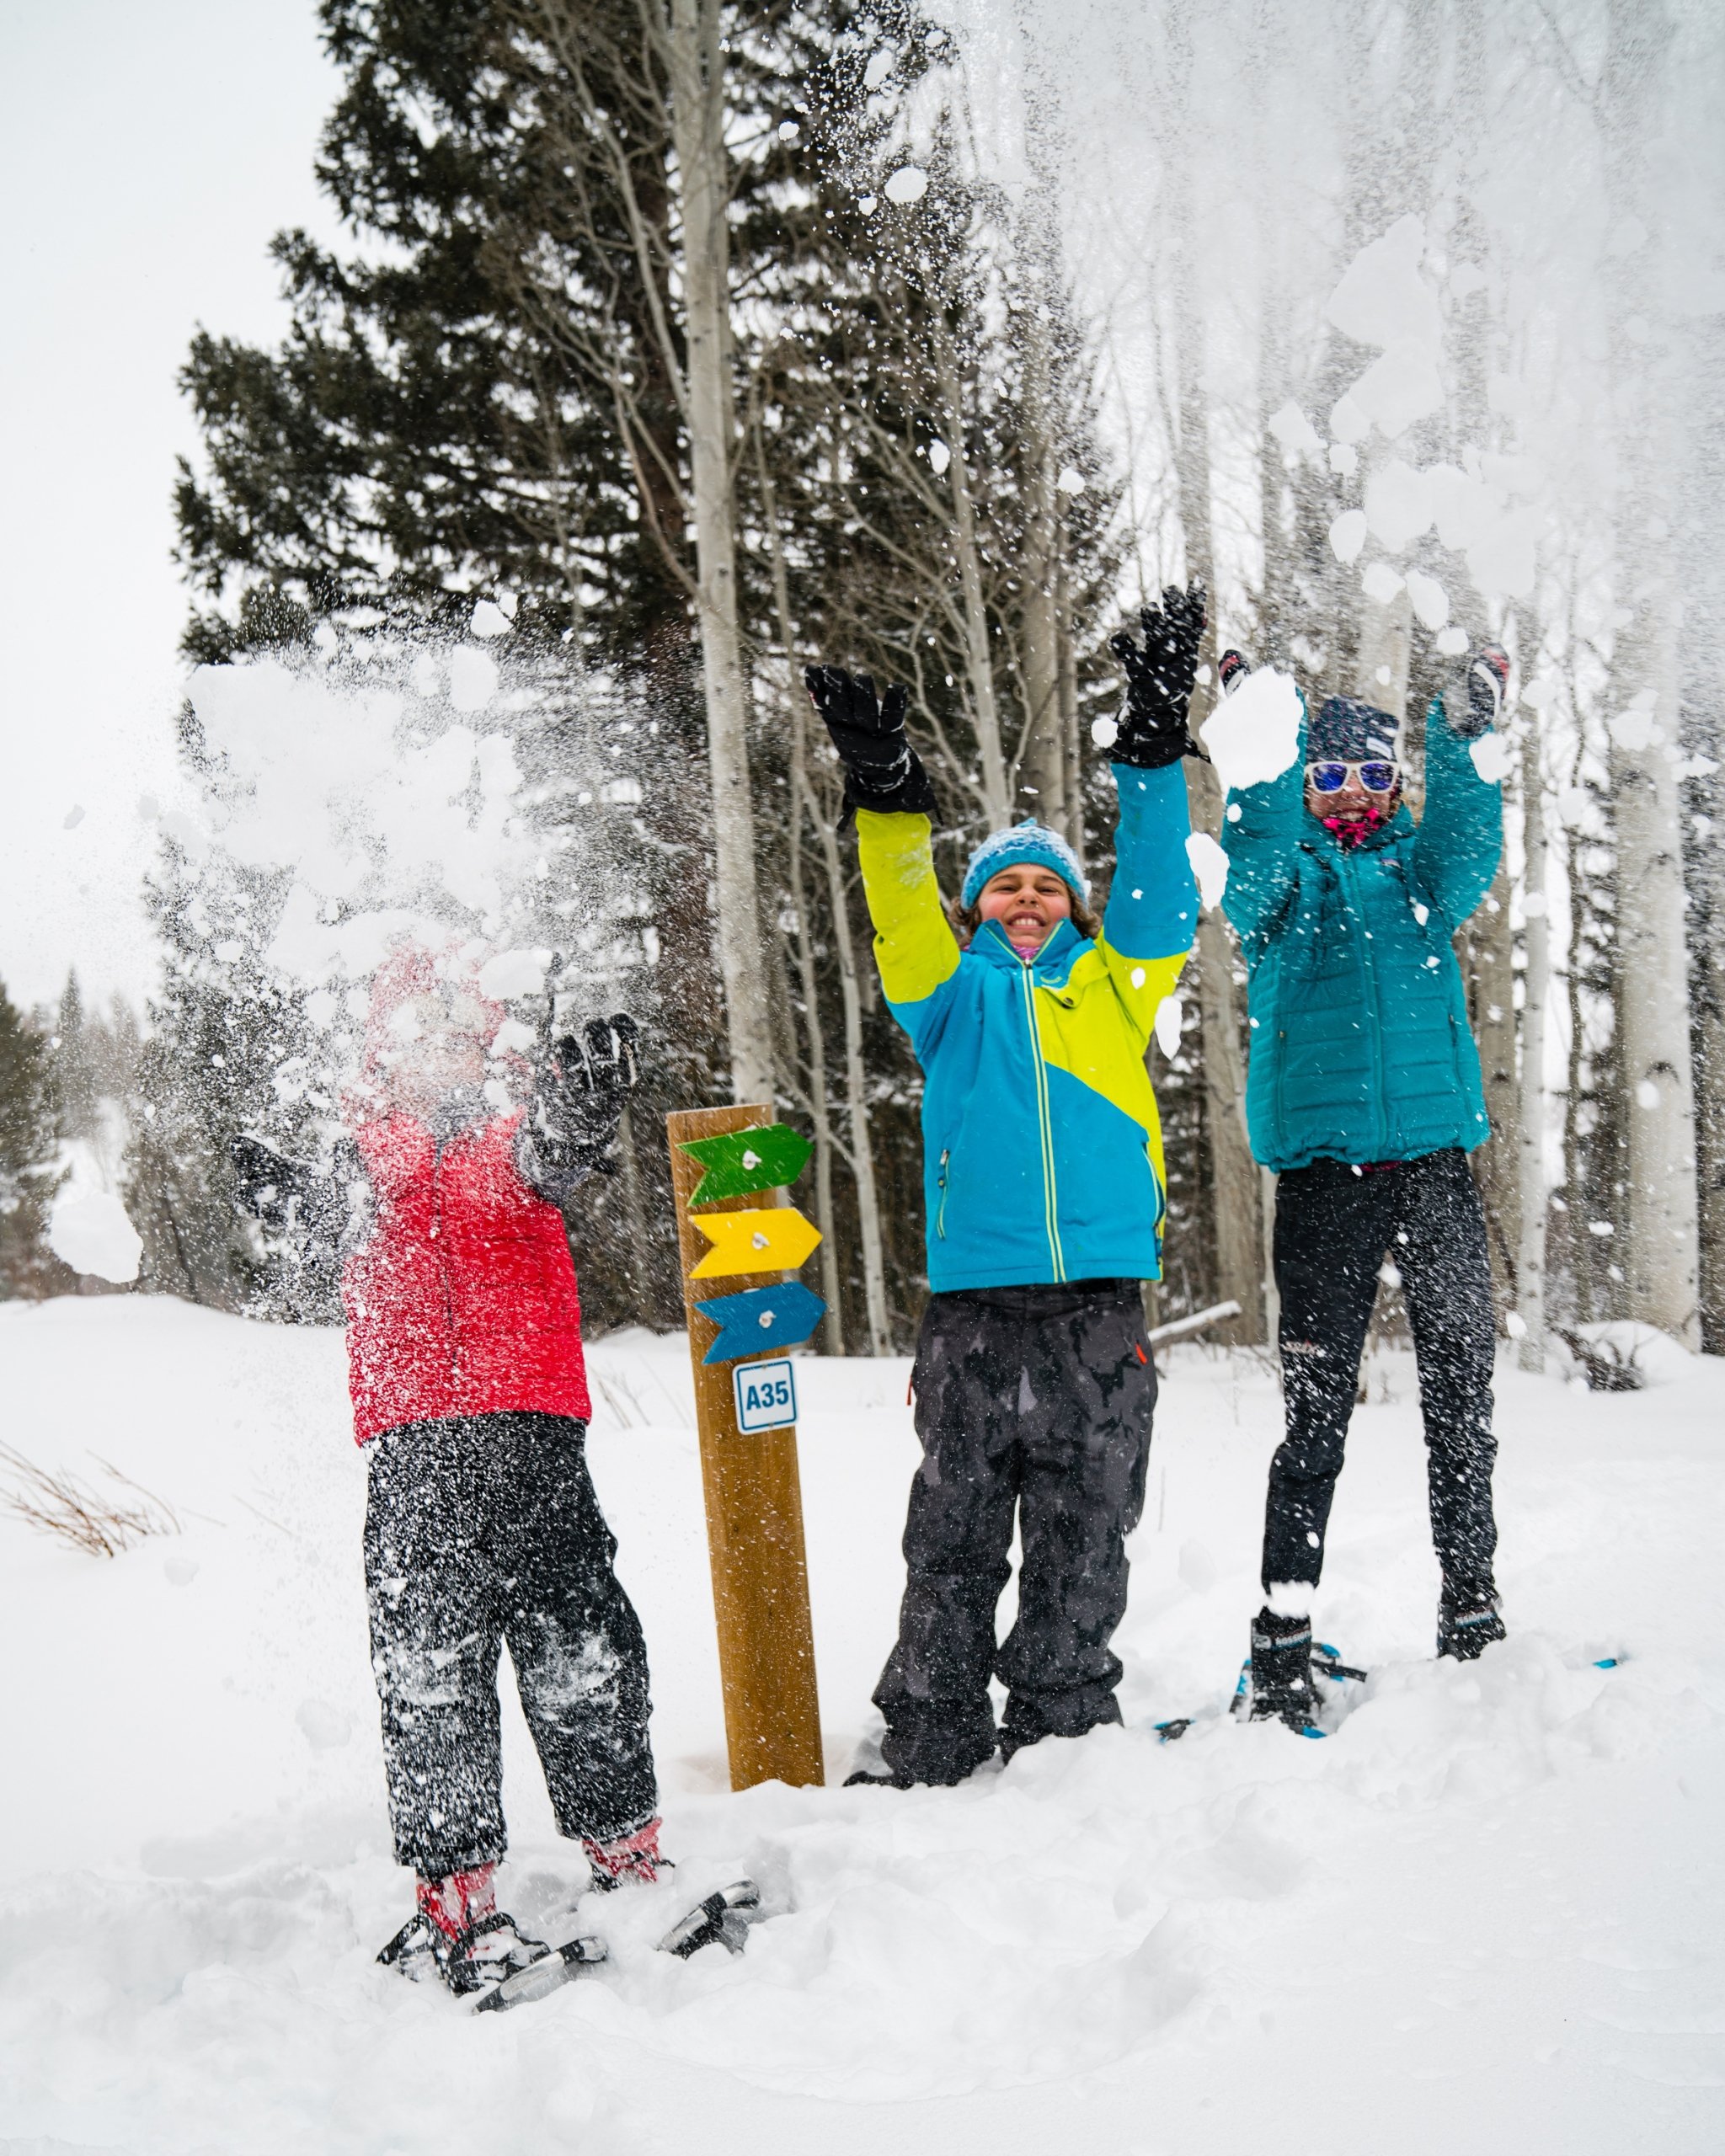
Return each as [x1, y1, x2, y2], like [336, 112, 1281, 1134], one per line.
[1199, 666, 1303, 792]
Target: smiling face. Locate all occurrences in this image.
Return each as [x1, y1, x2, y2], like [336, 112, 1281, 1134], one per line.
[975, 863, 1074, 952]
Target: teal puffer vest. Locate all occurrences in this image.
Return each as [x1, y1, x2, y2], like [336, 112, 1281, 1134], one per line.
[1220, 700, 1503, 1172]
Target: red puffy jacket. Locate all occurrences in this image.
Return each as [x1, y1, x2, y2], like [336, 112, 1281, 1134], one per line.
[342, 1109, 592, 1445]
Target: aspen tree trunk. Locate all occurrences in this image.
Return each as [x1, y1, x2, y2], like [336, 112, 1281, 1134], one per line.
[933, 322, 1012, 827]
[1470, 860, 1522, 1320]
[1056, 560, 1087, 866]
[1167, 3, 1263, 1344]
[665, 0, 773, 1105]
[785, 753, 846, 1358]
[1600, 0, 1702, 1345]
[1017, 184, 1065, 835]
[1517, 721, 1550, 1370]
[812, 808, 893, 1356]
[756, 411, 889, 1355]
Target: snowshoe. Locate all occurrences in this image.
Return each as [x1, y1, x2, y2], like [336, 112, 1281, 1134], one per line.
[377, 1905, 606, 2009]
[657, 1879, 762, 1960]
[471, 1927, 609, 2014]
[1157, 1633, 1366, 1744]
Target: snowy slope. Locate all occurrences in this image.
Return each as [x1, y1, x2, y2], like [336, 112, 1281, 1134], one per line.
[1, 1296, 1721, 2153]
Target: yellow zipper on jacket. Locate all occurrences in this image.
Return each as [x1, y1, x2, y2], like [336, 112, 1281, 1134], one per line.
[1018, 955, 1066, 1280]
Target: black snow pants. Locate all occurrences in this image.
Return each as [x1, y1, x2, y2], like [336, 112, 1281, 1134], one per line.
[362, 1411, 657, 1879]
[1263, 1148, 1498, 1598]
[874, 1281, 1156, 1785]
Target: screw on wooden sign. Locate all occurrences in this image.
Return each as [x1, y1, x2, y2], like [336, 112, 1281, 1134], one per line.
[666, 1105, 825, 1794]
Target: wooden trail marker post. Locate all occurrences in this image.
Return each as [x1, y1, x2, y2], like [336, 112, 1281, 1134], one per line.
[666, 1104, 825, 1792]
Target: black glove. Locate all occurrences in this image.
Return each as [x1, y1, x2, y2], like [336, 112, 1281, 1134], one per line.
[1452, 644, 1509, 739]
[1107, 582, 1207, 768]
[538, 1014, 641, 1171]
[804, 665, 938, 818]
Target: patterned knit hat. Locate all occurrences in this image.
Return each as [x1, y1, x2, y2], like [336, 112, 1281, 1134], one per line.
[960, 819, 1091, 910]
[1310, 696, 1400, 763]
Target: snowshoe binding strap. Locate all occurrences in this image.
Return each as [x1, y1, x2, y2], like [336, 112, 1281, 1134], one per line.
[658, 1880, 762, 1960]
[473, 1932, 608, 2015]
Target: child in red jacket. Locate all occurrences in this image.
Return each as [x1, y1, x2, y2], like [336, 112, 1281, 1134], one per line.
[238, 947, 661, 1999]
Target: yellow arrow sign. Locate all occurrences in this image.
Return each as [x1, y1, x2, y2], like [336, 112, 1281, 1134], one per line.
[689, 1206, 823, 1278]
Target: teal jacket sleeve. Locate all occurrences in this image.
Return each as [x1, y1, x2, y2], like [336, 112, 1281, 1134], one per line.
[1220, 713, 1308, 946]
[1103, 761, 1199, 960]
[1411, 696, 1504, 927]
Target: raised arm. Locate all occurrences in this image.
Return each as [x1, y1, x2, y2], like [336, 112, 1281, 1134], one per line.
[1098, 762, 1198, 1038]
[1220, 719, 1307, 947]
[854, 808, 963, 1059]
[1410, 669, 1505, 927]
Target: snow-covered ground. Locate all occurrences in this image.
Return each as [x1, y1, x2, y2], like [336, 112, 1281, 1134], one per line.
[2, 1297, 1721, 2153]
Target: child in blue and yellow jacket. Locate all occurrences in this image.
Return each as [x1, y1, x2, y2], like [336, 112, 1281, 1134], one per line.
[805, 585, 1204, 1786]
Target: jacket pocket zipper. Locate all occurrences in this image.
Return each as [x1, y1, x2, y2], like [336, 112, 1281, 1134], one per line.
[936, 1148, 950, 1240]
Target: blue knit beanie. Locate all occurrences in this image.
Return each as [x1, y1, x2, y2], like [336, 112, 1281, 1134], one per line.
[960, 819, 1091, 910]
[1310, 696, 1400, 763]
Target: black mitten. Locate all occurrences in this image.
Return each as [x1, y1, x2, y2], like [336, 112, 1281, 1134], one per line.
[1107, 582, 1208, 768]
[539, 1015, 641, 1172]
[804, 665, 938, 817]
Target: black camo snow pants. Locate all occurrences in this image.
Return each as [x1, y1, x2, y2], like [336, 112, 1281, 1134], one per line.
[1263, 1148, 1498, 1599]
[874, 1281, 1156, 1785]
[362, 1411, 657, 1879]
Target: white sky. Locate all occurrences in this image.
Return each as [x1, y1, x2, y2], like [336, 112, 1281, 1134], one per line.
[0, 1, 339, 1012]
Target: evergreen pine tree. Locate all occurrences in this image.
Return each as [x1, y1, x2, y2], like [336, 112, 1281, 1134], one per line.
[0, 979, 68, 1299]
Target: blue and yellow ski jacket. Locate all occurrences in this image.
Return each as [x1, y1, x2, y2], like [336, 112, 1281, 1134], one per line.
[1220, 697, 1503, 1171]
[857, 762, 1197, 1291]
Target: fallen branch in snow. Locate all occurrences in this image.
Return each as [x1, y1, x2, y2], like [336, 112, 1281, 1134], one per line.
[0, 1444, 180, 1558]
[1146, 1299, 1242, 1346]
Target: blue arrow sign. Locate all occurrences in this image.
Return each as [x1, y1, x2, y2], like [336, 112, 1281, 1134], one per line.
[694, 1281, 827, 1365]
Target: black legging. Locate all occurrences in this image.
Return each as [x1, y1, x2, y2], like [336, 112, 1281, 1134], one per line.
[1263, 1148, 1498, 1598]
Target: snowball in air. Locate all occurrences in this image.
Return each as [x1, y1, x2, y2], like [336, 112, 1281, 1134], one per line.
[1267, 401, 1324, 459]
[1091, 715, 1119, 748]
[1199, 665, 1302, 792]
[1185, 830, 1230, 910]
[864, 48, 895, 89]
[1328, 510, 1367, 563]
[1153, 994, 1183, 1058]
[1470, 734, 1514, 784]
[1056, 467, 1087, 494]
[49, 1191, 142, 1284]
[470, 600, 511, 639]
[927, 440, 950, 476]
[1404, 569, 1450, 631]
[1361, 562, 1403, 604]
[884, 165, 927, 205]
[1435, 625, 1468, 656]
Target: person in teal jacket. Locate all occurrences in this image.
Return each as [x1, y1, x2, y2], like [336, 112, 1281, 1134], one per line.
[804, 587, 1204, 1786]
[1220, 648, 1513, 1729]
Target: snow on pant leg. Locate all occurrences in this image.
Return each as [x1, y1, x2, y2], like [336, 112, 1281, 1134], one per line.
[997, 1289, 1155, 1751]
[1393, 1150, 1499, 1595]
[490, 1414, 660, 1844]
[363, 1421, 508, 1878]
[1261, 1163, 1397, 1593]
[873, 1294, 1021, 1785]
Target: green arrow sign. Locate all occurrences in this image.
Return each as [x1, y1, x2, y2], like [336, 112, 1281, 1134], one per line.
[680, 1123, 813, 1206]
